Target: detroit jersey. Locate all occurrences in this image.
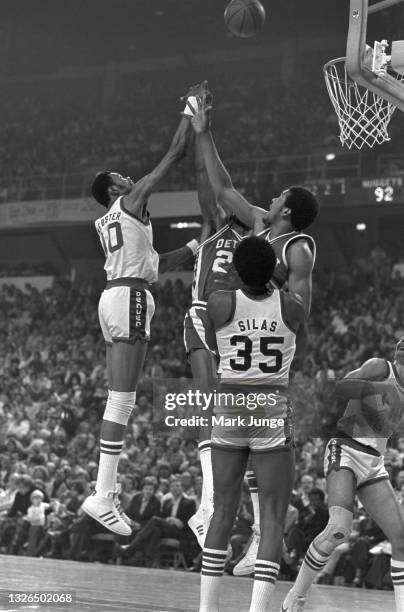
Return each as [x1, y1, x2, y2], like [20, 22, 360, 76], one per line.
[95, 196, 159, 284]
[338, 361, 404, 454]
[191, 224, 243, 304]
[259, 229, 316, 289]
[216, 288, 296, 387]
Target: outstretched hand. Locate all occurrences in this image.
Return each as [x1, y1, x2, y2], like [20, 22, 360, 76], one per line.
[181, 80, 213, 134]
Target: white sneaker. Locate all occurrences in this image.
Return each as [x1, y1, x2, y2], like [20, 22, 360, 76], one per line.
[280, 590, 306, 612]
[82, 491, 132, 536]
[188, 513, 206, 548]
[188, 507, 213, 549]
[114, 484, 131, 527]
[233, 524, 260, 576]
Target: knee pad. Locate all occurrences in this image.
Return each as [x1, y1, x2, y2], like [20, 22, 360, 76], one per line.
[103, 391, 136, 426]
[314, 506, 353, 556]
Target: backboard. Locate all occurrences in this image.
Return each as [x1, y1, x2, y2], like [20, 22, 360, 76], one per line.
[346, 0, 404, 111]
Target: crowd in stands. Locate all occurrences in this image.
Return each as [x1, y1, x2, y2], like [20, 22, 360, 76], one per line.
[1, 59, 403, 204]
[0, 256, 402, 589]
[0, 64, 340, 204]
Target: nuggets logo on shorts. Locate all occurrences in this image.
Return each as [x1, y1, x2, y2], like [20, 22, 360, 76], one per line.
[132, 290, 146, 330]
[99, 286, 155, 344]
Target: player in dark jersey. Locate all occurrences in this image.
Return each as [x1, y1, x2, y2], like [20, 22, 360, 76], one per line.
[282, 338, 404, 612]
[187, 90, 318, 315]
[186, 86, 319, 571]
[185, 130, 249, 546]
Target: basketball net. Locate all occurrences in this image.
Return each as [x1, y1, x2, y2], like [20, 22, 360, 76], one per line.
[324, 57, 401, 149]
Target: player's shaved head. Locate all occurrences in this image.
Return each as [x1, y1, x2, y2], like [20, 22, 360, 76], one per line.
[233, 236, 276, 289]
[285, 186, 319, 231]
[91, 171, 113, 207]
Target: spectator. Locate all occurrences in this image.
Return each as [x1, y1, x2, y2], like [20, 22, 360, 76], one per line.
[25, 489, 51, 556]
[117, 478, 195, 567]
[126, 477, 161, 532]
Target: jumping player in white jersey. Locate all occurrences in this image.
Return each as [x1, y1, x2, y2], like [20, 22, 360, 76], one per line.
[81, 106, 198, 535]
[199, 236, 306, 612]
[282, 339, 404, 612]
[187, 88, 319, 572]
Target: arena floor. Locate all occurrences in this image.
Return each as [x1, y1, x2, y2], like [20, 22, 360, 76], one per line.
[0, 555, 395, 612]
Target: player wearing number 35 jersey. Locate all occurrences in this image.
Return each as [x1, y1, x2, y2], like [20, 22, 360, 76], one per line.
[81, 109, 194, 536]
[187, 87, 319, 574]
[199, 237, 306, 612]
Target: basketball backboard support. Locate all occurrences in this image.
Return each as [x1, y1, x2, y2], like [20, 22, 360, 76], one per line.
[346, 0, 404, 111]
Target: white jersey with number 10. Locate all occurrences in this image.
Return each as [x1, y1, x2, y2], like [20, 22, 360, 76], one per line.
[94, 196, 159, 283]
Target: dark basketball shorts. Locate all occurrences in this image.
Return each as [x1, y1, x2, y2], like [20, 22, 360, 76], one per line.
[184, 303, 214, 355]
[98, 286, 155, 344]
[324, 438, 389, 489]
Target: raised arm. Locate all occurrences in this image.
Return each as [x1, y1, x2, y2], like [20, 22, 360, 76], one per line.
[189, 91, 266, 230]
[124, 116, 190, 215]
[195, 132, 223, 231]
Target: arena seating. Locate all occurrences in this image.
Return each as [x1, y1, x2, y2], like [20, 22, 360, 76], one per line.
[0, 265, 402, 586]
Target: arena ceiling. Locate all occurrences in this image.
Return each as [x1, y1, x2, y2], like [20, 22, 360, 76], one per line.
[0, 0, 349, 77]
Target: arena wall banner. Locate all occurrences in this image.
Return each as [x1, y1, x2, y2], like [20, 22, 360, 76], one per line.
[0, 191, 201, 228]
[0, 276, 54, 291]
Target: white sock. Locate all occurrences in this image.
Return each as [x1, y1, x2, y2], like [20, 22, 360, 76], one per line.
[199, 547, 227, 612]
[249, 560, 279, 612]
[95, 437, 123, 496]
[293, 542, 330, 597]
[95, 390, 135, 496]
[246, 470, 260, 527]
[199, 441, 214, 513]
[391, 559, 404, 611]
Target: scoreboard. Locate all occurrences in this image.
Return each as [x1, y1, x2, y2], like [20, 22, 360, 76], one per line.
[304, 176, 404, 207]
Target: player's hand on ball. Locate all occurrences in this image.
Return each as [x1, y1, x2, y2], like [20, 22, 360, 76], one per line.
[187, 91, 213, 134]
[181, 80, 211, 103]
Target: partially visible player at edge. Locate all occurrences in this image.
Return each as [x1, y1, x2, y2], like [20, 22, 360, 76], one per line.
[81, 98, 200, 536]
[187, 88, 319, 569]
[185, 101, 249, 546]
[199, 237, 306, 612]
[282, 339, 404, 612]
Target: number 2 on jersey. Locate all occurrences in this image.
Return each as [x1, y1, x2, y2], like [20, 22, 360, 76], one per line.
[212, 250, 233, 274]
[229, 335, 284, 373]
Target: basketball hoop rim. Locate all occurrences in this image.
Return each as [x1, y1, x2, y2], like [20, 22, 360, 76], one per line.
[323, 57, 357, 87]
[323, 57, 346, 71]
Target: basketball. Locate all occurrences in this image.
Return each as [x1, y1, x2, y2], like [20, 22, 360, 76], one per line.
[224, 0, 266, 38]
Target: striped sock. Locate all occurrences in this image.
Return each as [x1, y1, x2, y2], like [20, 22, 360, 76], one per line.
[293, 542, 330, 597]
[199, 547, 227, 612]
[95, 438, 123, 496]
[246, 470, 260, 527]
[199, 441, 214, 512]
[391, 559, 404, 610]
[249, 560, 279, 612]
